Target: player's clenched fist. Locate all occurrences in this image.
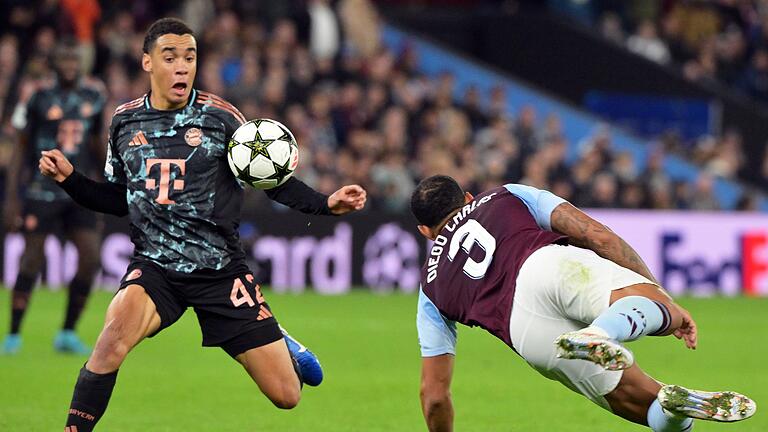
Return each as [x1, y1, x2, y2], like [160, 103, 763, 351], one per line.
[39, 149, 74, 183]
[328, 184, 367, 215]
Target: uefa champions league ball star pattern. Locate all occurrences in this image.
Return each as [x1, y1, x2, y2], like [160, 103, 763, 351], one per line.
[227, 119, 300, 189]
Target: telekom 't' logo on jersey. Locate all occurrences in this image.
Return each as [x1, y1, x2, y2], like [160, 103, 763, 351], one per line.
[145, 159, 186, 204]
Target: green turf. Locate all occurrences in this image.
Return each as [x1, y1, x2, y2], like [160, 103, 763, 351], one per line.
[0, 289, 765, 431]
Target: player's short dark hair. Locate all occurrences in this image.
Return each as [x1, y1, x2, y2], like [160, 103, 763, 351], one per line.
[411, 175, 465, 228]
[143, 18, 194, 54]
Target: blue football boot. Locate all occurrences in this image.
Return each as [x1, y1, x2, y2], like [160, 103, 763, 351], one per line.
[54, 330, 91, 355]
[280, 325, 323, 386]
[1, 334, 21, 355]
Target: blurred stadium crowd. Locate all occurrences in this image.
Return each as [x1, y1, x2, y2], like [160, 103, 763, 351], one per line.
[0, 0, 763, 214]
[559, 0, 768, 191]
[595, 0, 768, 100]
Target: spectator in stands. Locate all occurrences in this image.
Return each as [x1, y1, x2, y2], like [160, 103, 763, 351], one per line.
[309, 0, 340, 61]
[689, 173, 720, 210]
[0, 35, 20, 120]
[540, 136, 570, 181]
[537, 113, 563, 145]
[550, 177, 575, 202]
[612, 152, 639, 184]
[683, 38, 719, 85]
[518, 153, 549, 190]
[586, 171, 621, 208]
[514, 105, 538, 157]
[673, 181, 692, 210]
[736, 192, 760, 211]
[643, 149, 671, 193]
[760, 146, 768, 189]
[599, 12, 625, 45]
[60, 0, 101, 74]
[660, 12, 691, 62]
[462, 85, 487, 131]
[475, 115, 511, 154]
[715, 26, 747, 84]
[706, 129, 744, 179]
[488, 84, 508, 119]
[648, 178, 674, 209]
[627, 19, 671, 64]
[667, 1, 722, 53]
[338, 0, 380, 59]
[620, 181, 645, 209]
[371, 152, 414, 212]
[737, 47, 768, 101]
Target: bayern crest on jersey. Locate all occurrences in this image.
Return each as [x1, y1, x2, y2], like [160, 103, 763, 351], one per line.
[185, 127, 203, 147]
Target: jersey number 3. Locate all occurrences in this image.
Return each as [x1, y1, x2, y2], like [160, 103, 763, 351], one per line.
[448, 219, 496, 279]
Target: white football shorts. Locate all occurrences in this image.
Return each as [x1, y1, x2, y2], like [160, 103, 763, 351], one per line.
[509, 244, 656, 410]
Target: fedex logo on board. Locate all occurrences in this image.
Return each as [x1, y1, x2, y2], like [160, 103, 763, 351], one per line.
[660, 231, 768, 296]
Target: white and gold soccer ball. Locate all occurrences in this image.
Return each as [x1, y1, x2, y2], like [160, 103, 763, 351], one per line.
[227, 118, 299, 189]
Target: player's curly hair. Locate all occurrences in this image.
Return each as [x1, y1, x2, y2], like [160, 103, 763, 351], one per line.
[143, 18, 194, 54]
[411, 175, 465, 228]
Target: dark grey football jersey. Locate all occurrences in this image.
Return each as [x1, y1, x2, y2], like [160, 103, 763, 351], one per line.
[105, 90, 248, 272]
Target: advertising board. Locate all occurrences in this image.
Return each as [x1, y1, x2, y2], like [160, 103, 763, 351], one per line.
[2, 210, 766, 296]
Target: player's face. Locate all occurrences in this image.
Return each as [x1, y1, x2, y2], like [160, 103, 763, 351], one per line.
[143, 33, 197, 109]
[55, 51, 81, 86]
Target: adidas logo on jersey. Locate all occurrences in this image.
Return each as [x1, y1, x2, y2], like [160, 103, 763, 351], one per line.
[129, 131, 148, 147]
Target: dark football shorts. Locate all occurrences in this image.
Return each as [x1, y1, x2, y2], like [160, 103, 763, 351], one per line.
[22, 199, 99, 234]
[118, 258, 283, 358]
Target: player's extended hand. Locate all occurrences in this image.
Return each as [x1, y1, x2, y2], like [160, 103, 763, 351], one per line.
[328, 185, 367, 215]
[672, 303, 698, 350]
[39, 149, 74, 183]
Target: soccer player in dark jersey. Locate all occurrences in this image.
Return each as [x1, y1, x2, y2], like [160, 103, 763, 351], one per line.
[2, 41, 106, 355]
[38, 18, 366, 431]
[412, 175, 755, 432]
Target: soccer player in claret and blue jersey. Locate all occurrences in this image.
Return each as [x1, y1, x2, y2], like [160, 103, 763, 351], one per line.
[38, 18, 366, 431]
[411, 175, 756, 432]
[3, 41, 106, 355]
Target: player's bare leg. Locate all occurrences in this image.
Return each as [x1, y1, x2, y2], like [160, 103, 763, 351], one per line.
[65, 284, 161, 431]
[87, 284, 160, 372]
[55, 228, 101, 355]
[604, 363, 663, 425]
[556, 283, 692, 369]
[2, 232, 45, 355]
[237, 340, 302, 409]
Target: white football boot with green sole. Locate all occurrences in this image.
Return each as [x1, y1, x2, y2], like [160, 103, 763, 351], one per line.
[658, 384, 757, 422]
[554, 326, 634, 371]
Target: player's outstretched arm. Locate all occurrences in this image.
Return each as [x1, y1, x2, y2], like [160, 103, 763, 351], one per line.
[421, 355, 455, 432]
[264, 177, 366, 215]
[39, 149, 129, 216]
[550, 202, 659, 285]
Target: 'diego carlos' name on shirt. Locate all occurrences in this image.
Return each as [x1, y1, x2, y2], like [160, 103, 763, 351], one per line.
[425, 192, 498, 284]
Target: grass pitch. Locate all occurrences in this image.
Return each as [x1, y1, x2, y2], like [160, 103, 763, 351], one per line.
[0, 289, 765, 431]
